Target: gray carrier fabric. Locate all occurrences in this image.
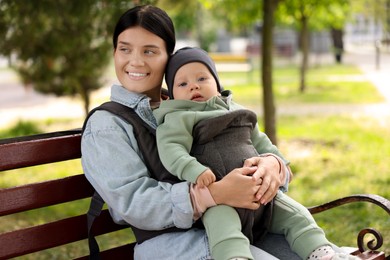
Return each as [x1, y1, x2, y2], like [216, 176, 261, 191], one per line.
[190, 109, 273, 243]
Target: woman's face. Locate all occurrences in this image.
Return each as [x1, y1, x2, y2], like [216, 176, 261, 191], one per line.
[114, 26, 168, 101]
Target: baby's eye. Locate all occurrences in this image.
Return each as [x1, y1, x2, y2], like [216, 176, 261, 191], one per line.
[198, 77, 207, 82]
[178, 82, 187, 87]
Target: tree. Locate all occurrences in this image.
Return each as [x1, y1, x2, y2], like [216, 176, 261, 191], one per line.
[277, 0, 350, 92]
[330, 27, 344, 63]
[262, 0, 280, 144]
[198, 0, 279, 143]
[0, 0, 152, 114]
[314, 0, 350, 64]
[278, 0, 317, 93]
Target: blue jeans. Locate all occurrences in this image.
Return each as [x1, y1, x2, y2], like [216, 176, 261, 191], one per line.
[256, 233, 300, 259]
[134, 228, 300, 260]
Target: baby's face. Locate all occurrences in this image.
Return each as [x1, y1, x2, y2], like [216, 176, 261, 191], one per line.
[172, 62, 220, 101]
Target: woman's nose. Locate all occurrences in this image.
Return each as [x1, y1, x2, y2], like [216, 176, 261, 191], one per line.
[129, 52, 145, 67]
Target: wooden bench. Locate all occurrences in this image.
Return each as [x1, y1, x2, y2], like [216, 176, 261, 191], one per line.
[0, 130, 389, 259]
[209, 52, 253, 73]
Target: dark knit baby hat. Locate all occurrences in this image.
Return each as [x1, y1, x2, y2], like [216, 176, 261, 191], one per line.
[165, 47, 222, 99]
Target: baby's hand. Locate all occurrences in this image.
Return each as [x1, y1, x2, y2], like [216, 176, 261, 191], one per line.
[196, 169, 216, 188]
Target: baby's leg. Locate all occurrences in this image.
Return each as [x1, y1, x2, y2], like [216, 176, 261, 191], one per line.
[268, 192, 360, 260]
[202, 205, 253, 260]
[269, 191, 331, 259]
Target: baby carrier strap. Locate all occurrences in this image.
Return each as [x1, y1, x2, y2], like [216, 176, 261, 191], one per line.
[83, 101, 182, 259]
[192, 109, 258, 145]
[83, 101, 179, 183]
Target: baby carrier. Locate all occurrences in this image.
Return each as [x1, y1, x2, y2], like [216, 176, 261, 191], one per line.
[83, 102, 273, 259]
[190, 109, 273, 243]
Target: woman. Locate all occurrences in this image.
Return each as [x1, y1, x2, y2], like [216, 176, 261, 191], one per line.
[81, 5, 297, 259]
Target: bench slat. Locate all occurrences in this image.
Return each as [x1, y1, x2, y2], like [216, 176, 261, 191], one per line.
[0, 174, 93, 216]
[0, 130, 82, 171]
[0, 209, 129, 259]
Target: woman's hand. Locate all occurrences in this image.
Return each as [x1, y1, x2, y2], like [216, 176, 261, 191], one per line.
[243, 156, 283, 205]
[208, 166, 262, 210]
[208, 155, 285, 210]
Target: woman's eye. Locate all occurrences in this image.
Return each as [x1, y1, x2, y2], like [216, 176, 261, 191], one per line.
[145, 49, 156, 55]
[119, 47, 130, 53]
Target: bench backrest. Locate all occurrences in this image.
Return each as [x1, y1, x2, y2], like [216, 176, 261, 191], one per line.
[1, 130, 390, 259]
[0, 130, 135, 259]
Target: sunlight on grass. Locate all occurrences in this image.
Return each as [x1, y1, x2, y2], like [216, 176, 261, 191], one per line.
[221, 63, 384, 105]
[0, 159, 82, 188]
[275, 115, 390, 253]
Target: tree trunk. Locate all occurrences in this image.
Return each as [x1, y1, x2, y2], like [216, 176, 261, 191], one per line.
[81, 88, 90, 116]
[299, 15, 309, 93]
[262, 0, 278, 145]
[330, 27, 344, 64]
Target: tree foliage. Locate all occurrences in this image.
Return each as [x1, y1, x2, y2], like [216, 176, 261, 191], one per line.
[0, 0, 150, 114]
[157, 0, 220, 51]
[277, 0, 350, 30]
[199, 0, 261, 30]
[157, 0, 198, 33]
[277, 0, 351, 92]
[350, 0, 389, 39]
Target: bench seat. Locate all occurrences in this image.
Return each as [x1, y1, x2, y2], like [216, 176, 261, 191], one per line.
[0, 130, 389, 259]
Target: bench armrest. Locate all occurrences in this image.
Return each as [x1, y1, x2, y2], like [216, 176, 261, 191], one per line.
[307, 194, 390, 253]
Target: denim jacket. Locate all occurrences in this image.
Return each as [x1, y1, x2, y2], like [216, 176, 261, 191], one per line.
[82, 84, 194, 230]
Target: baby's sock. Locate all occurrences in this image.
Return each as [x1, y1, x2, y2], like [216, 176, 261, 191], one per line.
[308, 245, 334, 259]
[307, 245, 359, 260]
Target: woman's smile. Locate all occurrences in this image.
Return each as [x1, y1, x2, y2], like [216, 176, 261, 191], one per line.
[127, 71, 149, 80]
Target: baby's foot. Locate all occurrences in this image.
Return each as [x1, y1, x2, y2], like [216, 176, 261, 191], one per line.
[308, 246, 361, 260]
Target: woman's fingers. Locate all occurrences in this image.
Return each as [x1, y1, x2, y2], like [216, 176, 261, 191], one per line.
[244, 156, 282, 205]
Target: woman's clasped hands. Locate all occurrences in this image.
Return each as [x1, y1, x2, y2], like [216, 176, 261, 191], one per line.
[208, 155, 283, 210]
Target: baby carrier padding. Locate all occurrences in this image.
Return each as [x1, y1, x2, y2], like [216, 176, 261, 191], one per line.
[190, 109, 273, 243]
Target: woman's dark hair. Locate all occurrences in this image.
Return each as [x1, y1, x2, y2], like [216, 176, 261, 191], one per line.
[113, 5, 176, 55]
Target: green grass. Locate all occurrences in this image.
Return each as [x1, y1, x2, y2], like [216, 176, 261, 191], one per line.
[221, 64, 384, 106]
[274, 115, 390, 253]
[1, 62, 389, 257]
[0, 120, 43, 138]
[0, 117, 83, 139]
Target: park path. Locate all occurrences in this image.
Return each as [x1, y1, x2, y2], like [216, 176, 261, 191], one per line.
[0, 69, 110, 128]
[0, 46, 389, 129]
[250, 46, 390, 127]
